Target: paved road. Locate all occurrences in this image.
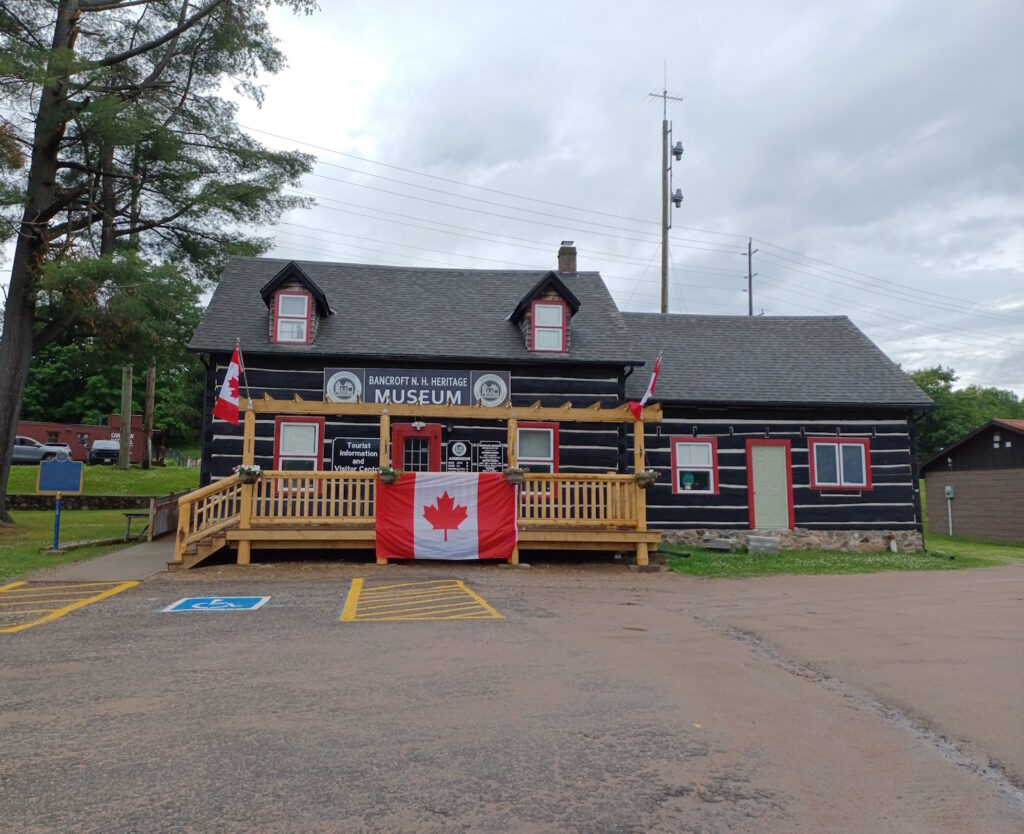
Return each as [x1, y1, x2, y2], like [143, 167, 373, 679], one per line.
[2, 560, 1022, 833]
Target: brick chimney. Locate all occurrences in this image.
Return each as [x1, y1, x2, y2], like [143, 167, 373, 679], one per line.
[557, 240, 577, 273]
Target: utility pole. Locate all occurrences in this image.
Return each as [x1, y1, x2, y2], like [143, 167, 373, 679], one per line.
[119, 364, 132, 470]
[647, 70, 684, 314]
[744, 237, 759, 317]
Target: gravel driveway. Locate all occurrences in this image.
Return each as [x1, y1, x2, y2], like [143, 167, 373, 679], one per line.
[2, 559, 1022, 833]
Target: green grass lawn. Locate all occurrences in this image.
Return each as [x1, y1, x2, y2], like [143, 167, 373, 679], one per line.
[7, 463, 199, 496]
[0, 509, 131, 581]
[660, 536, 1023, 578]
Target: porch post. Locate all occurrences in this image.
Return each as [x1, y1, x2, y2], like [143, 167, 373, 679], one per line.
[507, 417, 519, 565]
[633, 418, 649, 566]
[376, 410, 390, 566]
[379, 411, 390, 467]
[238, 406, 256, 565]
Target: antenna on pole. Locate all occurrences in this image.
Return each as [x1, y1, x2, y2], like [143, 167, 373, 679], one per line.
[646, 63, 685, 314]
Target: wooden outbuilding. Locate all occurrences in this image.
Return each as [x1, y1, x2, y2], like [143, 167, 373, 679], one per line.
[920, 419, 1024, 543]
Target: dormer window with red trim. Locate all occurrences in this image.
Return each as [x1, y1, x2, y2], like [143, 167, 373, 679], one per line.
[274, 291, 311, 343]
[531, 299, 566, 352]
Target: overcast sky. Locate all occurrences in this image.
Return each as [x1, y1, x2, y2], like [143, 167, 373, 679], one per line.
[42, 1, 1024, 394]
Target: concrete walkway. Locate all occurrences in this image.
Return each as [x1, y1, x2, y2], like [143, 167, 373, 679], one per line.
[29, 538, 173, 582]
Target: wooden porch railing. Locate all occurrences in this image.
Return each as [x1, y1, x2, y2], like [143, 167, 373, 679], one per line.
[174, 475, 243, 563]
[174, 471, 647, 564]
[248, 470, 377, 525]
[517, 473, 640, 528]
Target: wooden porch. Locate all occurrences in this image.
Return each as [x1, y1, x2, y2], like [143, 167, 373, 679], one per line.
[172, 397, 661, 569]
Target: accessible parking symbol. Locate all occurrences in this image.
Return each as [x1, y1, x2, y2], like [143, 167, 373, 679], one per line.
[163, 596, 269, 612]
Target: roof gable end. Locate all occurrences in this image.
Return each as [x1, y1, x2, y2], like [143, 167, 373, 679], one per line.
[507, 271, 581, 323]
[259, 261, 332, 317]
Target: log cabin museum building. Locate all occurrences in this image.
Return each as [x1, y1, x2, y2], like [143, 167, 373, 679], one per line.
[174, 243, 932, 568]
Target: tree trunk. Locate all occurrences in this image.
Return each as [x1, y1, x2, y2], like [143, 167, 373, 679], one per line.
[143, 364, 155, 470]
[0, 1, 79, 523]
[0, 292, 37, 524]
[119, 364, 133, 469]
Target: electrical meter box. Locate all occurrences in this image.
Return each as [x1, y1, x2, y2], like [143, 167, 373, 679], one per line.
[944, 485, 955, 499]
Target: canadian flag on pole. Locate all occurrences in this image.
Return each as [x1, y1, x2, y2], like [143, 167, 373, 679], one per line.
[376, 472, 518, 560]
[212, 345, 242, 425]
[628, 355, 662, 421]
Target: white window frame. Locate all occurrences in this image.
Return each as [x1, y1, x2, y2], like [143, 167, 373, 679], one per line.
[517, 423, 558, 473]
[531, 300, 566, 352]
[274, 417, 324, 473]
[275, 292, 310, 344]
[808, 438, 872, 490]
[671, 437, 718, 495]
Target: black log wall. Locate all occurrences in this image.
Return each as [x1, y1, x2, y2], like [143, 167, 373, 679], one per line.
[643, 407, 922, 531]
[200, 357, 626, 483]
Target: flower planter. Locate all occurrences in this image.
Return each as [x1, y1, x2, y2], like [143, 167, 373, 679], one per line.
[634, 475, 658, 489]
[379, 471, 400, 484]
[503, 471, 526, 486]
[237, 472, 261, 485]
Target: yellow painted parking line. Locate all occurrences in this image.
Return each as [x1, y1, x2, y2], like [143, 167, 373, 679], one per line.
[340, 578, 502, 622]
[0, 581, 138, 634]
[340, 577, 363, 621]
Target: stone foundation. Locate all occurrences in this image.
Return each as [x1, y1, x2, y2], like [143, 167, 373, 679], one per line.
[661, 527, 924, 553]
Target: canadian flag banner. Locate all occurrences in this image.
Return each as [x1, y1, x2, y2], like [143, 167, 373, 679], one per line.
[212, 345, 242, 425]
[628, 355, 662, 421]
[376, 472, 518, 560]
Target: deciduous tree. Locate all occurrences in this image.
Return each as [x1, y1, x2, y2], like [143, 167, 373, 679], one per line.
[910, 366, 1024, 462]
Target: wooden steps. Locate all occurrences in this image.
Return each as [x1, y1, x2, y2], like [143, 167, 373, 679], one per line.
[168, 532, 229, 571]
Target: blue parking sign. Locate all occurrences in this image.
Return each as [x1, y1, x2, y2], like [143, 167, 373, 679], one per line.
[163, 596, 269, 612]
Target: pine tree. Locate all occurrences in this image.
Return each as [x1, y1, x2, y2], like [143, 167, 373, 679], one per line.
[0, 1, 317, 520]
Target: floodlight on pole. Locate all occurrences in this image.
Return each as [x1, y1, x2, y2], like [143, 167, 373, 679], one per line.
[646, 66, 685, 314]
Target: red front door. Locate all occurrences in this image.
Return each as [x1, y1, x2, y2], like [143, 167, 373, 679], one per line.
[391, 423, 442, 472]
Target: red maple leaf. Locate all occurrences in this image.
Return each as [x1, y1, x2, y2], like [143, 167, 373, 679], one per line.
[228, 375, 239, 400]
[422, 491, 468, 542]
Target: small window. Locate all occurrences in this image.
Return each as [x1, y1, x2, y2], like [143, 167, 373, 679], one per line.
[275, 292, 310, 343]
[531, 300, 566, 352]
[274, 416, 324, 472]
[76, 432, 90, 447]
[517, 422, 558, 473]
[808, 438, 871, 489]
[671, 437, 718, 495]
[47, 431, 60, 443]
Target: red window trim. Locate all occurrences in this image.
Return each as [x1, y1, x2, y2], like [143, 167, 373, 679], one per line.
[273, 416, 325, 492]
[530, 298, 567, 353]
[807, 437, 873, 491]
[391, 422, 442, 472]
[670, 436, 719, 496]
[517, 421, 559, 472]
[745, 439, 795, 530]
[273, 290, 312, 344]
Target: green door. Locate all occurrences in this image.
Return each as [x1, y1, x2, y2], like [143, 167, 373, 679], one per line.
[748, 442, 792, 529]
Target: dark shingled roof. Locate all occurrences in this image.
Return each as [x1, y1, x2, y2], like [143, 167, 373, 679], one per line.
[190, 257, 637, 365]
[622, 313, 932, 408]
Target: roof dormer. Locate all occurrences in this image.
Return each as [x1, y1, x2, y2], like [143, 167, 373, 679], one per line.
[259, 262, 332, 345]
[507, 271, 581, 354]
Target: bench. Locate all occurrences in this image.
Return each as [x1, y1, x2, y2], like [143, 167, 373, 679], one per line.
[123, 510, 150, 541]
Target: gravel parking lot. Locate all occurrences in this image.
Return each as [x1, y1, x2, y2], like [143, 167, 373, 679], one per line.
[2, 559, 1022, 833]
